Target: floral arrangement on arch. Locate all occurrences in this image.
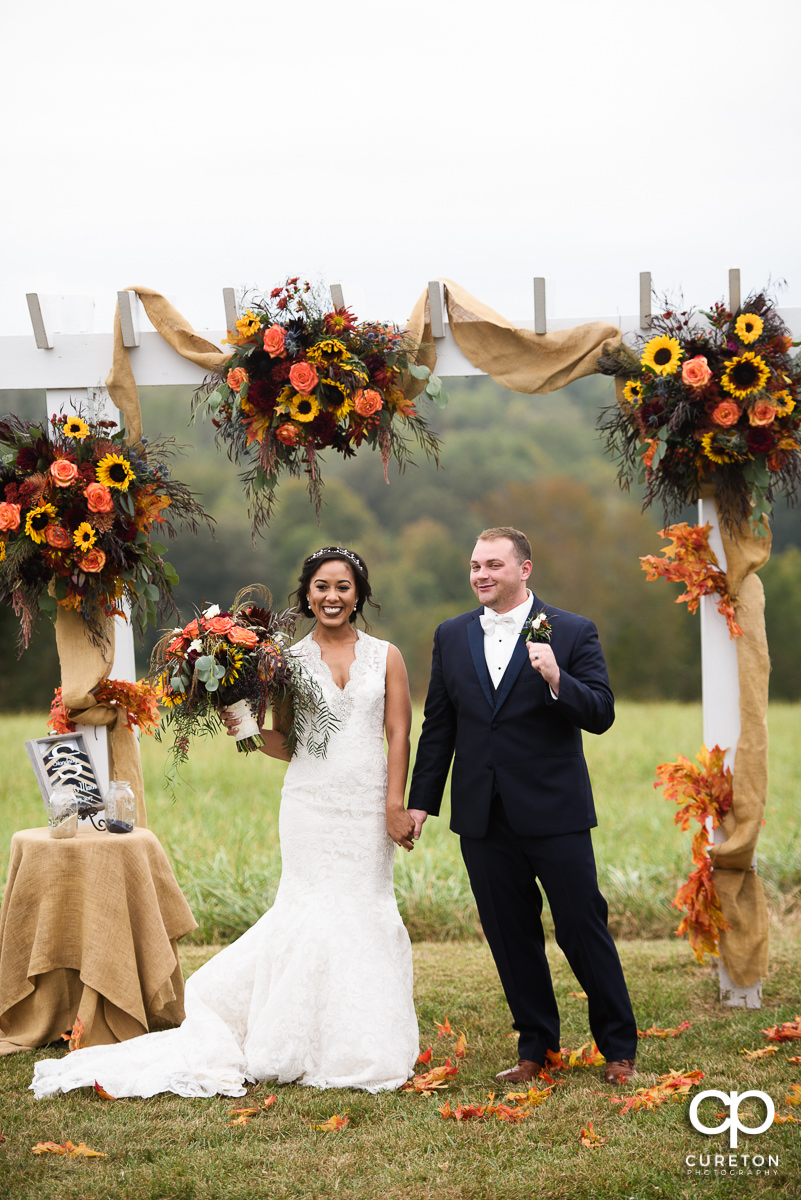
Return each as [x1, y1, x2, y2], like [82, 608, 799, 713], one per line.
[640, 523, 742, 639]
[195, 278, 446, 533]
[0, 412, 212, 651]
[598, 293, 801, 532]
[655, 744, 733, 962]
[48, 678, 162, 737]
[150, 585, 336, 785]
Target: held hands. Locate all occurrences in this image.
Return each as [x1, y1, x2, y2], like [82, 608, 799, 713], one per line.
[527, 642, 560, 695]
[387, 806, 428, 852]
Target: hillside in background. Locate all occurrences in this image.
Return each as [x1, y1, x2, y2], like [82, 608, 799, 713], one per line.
[3, 375, 801, 705]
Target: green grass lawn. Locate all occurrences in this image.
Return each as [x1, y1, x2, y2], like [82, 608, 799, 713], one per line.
[1, 705, 800, 1197]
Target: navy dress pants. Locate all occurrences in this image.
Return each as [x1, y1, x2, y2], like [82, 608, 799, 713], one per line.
[460, 796, 637, 1065]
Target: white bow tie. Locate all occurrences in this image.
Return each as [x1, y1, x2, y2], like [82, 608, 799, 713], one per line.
[479, 610, 519, 635]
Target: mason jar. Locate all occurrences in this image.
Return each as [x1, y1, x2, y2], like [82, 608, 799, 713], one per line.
[48, 784, 79, 839]
[104, 780, 136, 834]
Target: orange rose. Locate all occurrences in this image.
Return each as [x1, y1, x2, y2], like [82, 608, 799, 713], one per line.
[49, 458, 79, 487]
[288, 362, 319, 395]
[45, 525, 72, 548]
[353, 388, 384, 418]
[0, 501, 21, 531]
[207, 615, 235, 635]
[681, 356, 712, 388]
[263, 324, 286, 358]
[183, 619, 200, 638]
[78, 548, 106, 572]
[749, 400, 777, 426]
[84, 482, 115, 513]
[712, 401, 741, 427]
[227, 367, 249, 392]
[227, 625, 259, 646]
[642, 438, 658, 468]
[276, 423, 300, 446]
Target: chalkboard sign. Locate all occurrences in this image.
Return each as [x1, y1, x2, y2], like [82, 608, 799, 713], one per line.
[26, 734, 106, 830]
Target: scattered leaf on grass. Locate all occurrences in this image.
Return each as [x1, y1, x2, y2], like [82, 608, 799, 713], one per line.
[32, 1140, 105, 1158]
[93, 1081, 116, 1100]
[568, 992, 588, 999]
[638, 1022, 692, 1038]
[609, 1068, 704, 1115]
[417, 1047, 433, 1065]
[580, 1121, 607, 1148]
[741, 1047, 779, 1059]
[227, 1095, 277, 1125]
[785, 1084, 801, 1106]
[762, 1016, 801, 1042]
[435, 1017, 452, 1038]
[454, 1033, 467, 1059]
[774, 1114, 800, 1125]
[315, 1114, 348, 1131]
[787, 1055, 801, 1065]
[439, 1089, 547, 1124]
[400, 1061, 459, 1095]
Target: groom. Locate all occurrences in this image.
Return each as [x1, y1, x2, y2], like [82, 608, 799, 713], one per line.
[407, 526, 637, 1085]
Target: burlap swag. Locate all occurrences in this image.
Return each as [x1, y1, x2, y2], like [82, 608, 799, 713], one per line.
[66, 282, 769, 984]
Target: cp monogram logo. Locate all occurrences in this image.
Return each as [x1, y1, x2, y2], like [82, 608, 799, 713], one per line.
[689, 1089, 775, 1148]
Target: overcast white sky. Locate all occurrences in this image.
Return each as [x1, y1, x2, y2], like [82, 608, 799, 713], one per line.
[2, 0, 800, 336]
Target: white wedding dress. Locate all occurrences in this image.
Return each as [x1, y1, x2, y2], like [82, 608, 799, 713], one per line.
[31, 631, 419, 1099]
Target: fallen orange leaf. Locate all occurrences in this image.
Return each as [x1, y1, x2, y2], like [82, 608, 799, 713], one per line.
[785, 1084, 801, 1107]
[32, 1140, 105, 1158]
[638, 1022, 692, 1039]
[504, 1085, 552, 1108]
[774, 1114, 800, 1125]
[61, 1017, 85, 1053]
[610, 1068, 704, 1115]
[454, 1033, 467, 1059]
[315, 1114, 349, 1132]
[787, 1055, 801, 1065]
[417, 1047, 433, 1065]
[763, 1016, 801, 1043]
[568, 991, 588, 999]
[93, 1081, 116, 1100]
[580, 1120, 607, 1148]
[741, 1047, 779, 1059]
[435, 1017, 452, 1038]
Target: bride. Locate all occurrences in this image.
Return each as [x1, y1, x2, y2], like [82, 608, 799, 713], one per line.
[31, 546, 419, 1099]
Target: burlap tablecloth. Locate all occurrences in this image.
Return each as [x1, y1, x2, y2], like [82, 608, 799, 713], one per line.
[0, 827, 197, 1055]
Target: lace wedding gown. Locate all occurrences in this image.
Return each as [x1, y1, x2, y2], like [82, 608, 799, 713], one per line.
[31, 631, 419, 1099]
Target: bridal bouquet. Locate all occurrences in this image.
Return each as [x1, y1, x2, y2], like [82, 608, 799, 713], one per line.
[151, 585, 335, 782]
[0, 412, 212, 650]
[194, 278, 446, 533]
[598, 293, 801, 531]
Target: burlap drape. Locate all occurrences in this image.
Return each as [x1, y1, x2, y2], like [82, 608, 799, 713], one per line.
[54, 290, 226, 822]
[707, 509, 773, 986]
[406, 278, 622, 394]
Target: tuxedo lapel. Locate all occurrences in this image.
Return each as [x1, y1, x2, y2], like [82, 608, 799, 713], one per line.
[466, 612, 494, 711]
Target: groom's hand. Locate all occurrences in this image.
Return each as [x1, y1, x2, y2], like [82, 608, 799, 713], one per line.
[407, 809, 428, 842]
[527, 642, 560, 695]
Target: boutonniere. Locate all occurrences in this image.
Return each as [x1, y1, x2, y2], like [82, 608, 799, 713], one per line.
[520, 610, 554, 643]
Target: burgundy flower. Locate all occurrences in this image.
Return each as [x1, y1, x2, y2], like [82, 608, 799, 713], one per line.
[745, 427, 775, 455]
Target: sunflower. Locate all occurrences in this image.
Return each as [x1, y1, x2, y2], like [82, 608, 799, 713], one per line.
[622, 378, 644, 404]
[721, 352, 771, 399]
[96, 452, 136, 490]
[700, 431, 742, 464]
[63, 416, 90, 440]
[773, 390, 796, 417]
[220, 647, 244, 686]
[306, 338, 348, 363]
[73, 522, 97, 550]
[319, 380, 354, 418]
[734, 313, 764, 344]
[0, 540, 5, 562]
[640, 335, 683, 376]
[287, 393, 321, 423]
[24, 503, 57, 544]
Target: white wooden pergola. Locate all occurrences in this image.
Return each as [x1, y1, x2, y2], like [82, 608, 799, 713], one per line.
[2, 272, 797, 1008]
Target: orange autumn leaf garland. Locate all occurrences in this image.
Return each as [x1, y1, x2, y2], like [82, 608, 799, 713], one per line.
[655, 744, 733, 962]
[640, 523, 743, 639]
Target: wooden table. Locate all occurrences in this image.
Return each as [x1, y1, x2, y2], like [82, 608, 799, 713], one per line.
[0, 827, 197, 1055]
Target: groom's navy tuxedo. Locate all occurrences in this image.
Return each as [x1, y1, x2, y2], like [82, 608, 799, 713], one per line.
[409, 594, 637, 1066]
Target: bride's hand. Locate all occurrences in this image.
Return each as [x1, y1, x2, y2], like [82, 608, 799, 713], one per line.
[386, 806, 416, 852]
[220, 709, 240, 737]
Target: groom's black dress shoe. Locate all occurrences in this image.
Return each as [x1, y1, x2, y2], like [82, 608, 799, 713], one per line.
[495, 1059, 543, 1084]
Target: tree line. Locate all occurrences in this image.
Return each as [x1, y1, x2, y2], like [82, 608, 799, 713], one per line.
[3, 376, 801, 708]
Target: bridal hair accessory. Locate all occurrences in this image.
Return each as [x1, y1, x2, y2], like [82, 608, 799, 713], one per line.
[150, 584, 337, 790]
[308, 546, 362, 568]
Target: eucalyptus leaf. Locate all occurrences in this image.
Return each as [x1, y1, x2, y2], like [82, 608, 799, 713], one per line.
[407, 364, 431, 380]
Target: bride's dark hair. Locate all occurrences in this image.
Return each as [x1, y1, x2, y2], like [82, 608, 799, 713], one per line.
[291, 546, 380, 626]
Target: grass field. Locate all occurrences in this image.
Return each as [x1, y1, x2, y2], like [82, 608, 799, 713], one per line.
[2, 703, 799, 941]
[1, 705, 800, 1198]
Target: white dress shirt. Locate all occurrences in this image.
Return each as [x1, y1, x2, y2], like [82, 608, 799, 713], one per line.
[480, 590, 533, 687]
